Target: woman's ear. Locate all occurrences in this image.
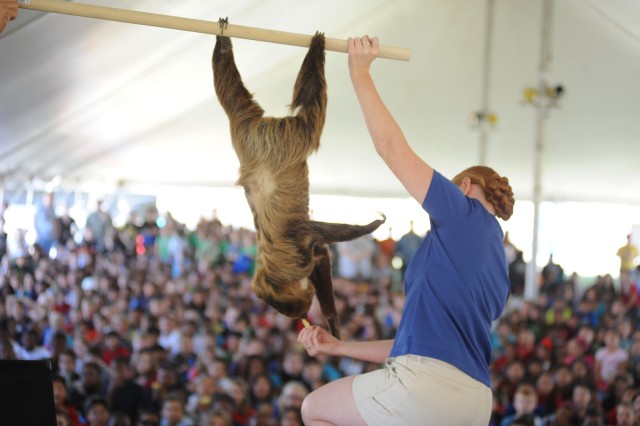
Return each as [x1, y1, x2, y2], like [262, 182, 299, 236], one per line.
[460, 177, 472, 195]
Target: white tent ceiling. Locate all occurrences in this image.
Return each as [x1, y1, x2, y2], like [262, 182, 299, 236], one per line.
[1, 0, 639, 205]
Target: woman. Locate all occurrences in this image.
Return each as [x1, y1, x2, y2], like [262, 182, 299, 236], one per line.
[297, 35, 515, 425]
[0, 0, 18, 33]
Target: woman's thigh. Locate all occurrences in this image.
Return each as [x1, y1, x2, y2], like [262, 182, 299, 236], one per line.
[301, 376, 368, 426]
[353, 356, 492, 426]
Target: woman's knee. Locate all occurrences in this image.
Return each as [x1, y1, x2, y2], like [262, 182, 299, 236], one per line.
[300, 392, 315, 423]
[301, 389, 329, 425]
[301, 377, 362, 426]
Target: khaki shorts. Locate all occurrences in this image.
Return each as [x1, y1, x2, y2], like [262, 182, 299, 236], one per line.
[352, 355, 492, 426]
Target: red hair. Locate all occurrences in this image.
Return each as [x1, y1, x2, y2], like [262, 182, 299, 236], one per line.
[452, 166, 515, 221]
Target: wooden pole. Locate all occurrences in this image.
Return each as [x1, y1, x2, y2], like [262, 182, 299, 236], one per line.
[19, 0, 411, 61]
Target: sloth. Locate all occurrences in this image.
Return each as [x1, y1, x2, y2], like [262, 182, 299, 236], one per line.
[212, 27, 385, 338]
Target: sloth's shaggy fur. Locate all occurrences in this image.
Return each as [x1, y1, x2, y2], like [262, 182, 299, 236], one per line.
[212, 32, 384, 337]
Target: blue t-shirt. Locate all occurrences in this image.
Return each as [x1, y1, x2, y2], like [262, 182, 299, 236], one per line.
[389, 170, 510, 388]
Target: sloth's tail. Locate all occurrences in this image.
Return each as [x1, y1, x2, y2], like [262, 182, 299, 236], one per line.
[305, 213, 386, 245]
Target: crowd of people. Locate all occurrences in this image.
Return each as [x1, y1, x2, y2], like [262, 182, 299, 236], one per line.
[0, 195, 637, 426]
[0, 196, 406, 426]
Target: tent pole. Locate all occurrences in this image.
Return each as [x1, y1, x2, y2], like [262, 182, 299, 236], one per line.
[26, 178, 34, 207]
[19, 0, 411, 61]
[525, 98, 545, 300]
[0, 177, 4, 211]
[524, 0, 554, 300]
[478, 0, 495, 166]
